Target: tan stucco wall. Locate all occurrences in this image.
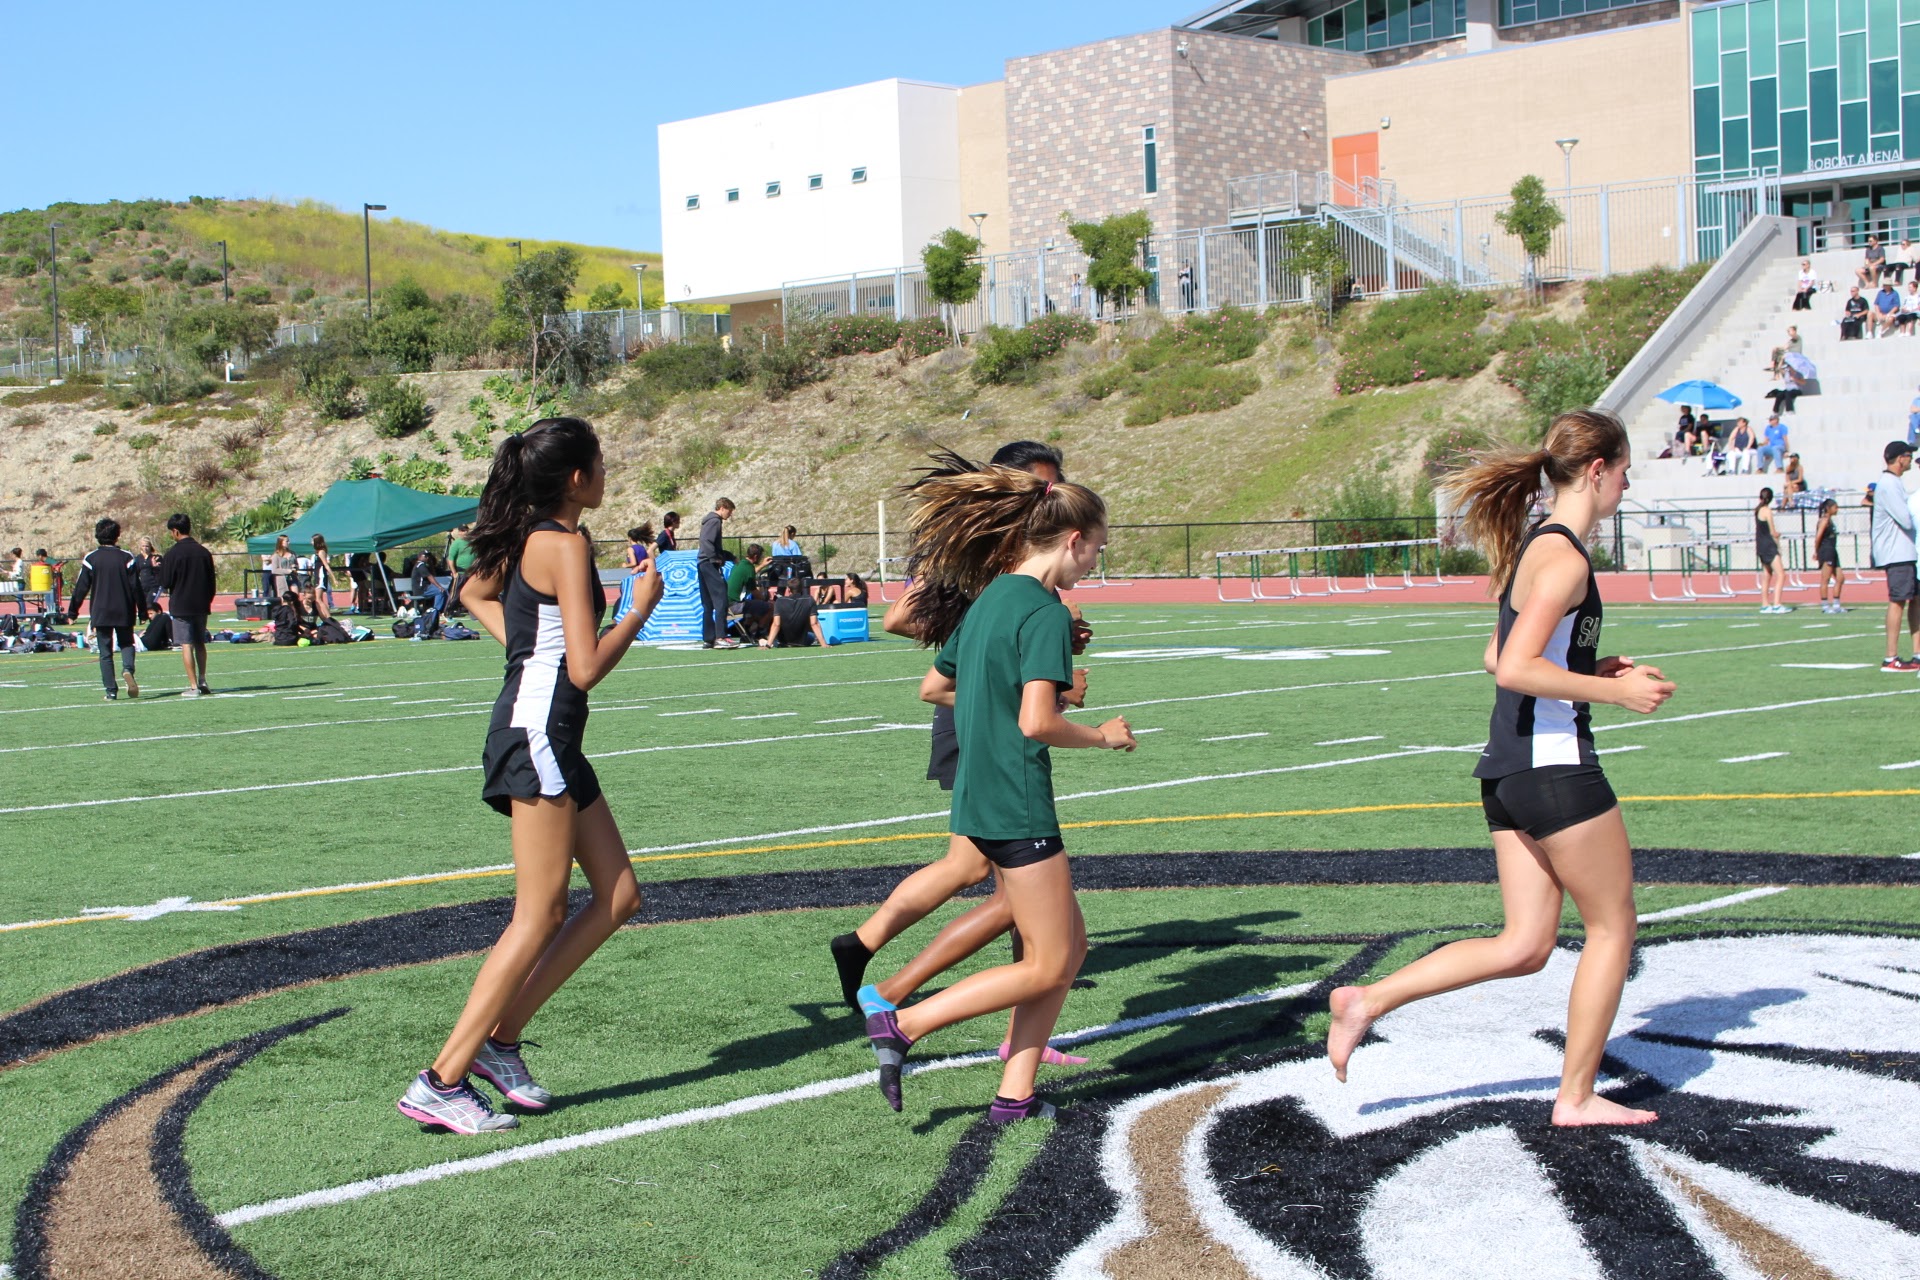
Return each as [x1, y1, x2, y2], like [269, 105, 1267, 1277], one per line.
[1324, 19, 1690, 204]
[957, 81, 1012, 258]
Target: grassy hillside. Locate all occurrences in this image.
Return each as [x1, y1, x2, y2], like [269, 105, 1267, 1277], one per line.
[0, 197, 661, 347]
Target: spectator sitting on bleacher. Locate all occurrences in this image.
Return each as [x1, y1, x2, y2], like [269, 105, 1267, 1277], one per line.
[1693, 411, 1718, 456]
[1858, 234, 1887, 286]
[1792, 258, 1819, 310]
[1889, 239, 1917, 285]
[1765, 325, 1802, 377]
[1725, 417, 1757, 474]
[1765, 364, 1806, 414]
[1674, 404, 1697, 454]
[1874, 281, 1903, 336]
[1784, 453, 1808, 501]
[1757, 413, 1790, 473]
[814, 570, 870, 608]
[1900, 281, 1920, 335]
[727, 543, 764, 605]
[1842, 285, 1869, 339]
[760, 579, 826, 648]
[770, 525, 803, 558]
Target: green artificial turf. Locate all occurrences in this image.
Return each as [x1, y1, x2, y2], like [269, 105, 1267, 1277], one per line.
[3, 601, 1918, 1278]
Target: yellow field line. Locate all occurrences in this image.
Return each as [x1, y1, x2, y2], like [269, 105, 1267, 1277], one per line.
[8, 788, 1916, 933]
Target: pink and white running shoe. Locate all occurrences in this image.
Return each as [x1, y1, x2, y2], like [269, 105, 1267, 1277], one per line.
[472, 1037, 552, 1109]
[397, 1071, 520, 1134]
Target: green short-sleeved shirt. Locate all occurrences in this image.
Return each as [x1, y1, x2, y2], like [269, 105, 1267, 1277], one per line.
[933, 574, 1073, 840]
[447, 538, 475, 572]
[725, 558, 755, 602]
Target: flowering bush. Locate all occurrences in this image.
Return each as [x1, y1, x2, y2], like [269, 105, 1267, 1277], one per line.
[970, 313, 1097, 384]
[897, 316, 949, 360]
[1126, 306, 1269, 372]
[1333, 284, 1494, 394]
[813, 314, 902, 358]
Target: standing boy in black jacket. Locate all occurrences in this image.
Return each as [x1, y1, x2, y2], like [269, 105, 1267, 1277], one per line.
[698, 497, 738, 649]
[158, 512, 218, 697]
[69, 517, 148, 701]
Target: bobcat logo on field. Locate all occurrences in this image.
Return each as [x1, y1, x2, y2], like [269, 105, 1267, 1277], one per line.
[1576, 615, 1602, 650]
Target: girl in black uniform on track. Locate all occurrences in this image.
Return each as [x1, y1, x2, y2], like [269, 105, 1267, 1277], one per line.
[397, 418, 664, 1135]
[1756, 486, 1790, 614]
[1814, 497, 1846, 613]
[1326, 409, 1677, 1127]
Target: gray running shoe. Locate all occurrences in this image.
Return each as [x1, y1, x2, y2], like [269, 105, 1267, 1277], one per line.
[472, 1037, 552, 1109]
[181, 687, 203, 699]
[396, 1070, 520, 1133]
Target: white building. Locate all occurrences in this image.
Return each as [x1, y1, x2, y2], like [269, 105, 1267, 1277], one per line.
[658, 79, 981, 325]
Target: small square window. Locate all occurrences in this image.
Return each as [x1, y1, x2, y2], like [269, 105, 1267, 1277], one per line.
[766, 181, 781, 198]
[809, 174, 824, 191]
[685, 194, 700, 210]
[851, 166, 868, 184]
[726, 188, 739, 203]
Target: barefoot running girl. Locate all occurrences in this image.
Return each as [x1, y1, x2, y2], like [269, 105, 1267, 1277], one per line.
[863, 457, 1135, 1122]
[1326, 409, 1676, 1128]
[397, 417, 664, 1134]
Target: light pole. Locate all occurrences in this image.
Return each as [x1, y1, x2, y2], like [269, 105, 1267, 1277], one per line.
[507, 240, 522, 262]
[48, 224, 61, 381]
[631, 262, 648, 311]
[1555, 137, 1579, 192]
[362, 203, 387, 320]
[968, 211, 988, 253]
[218, 239, 230, 301]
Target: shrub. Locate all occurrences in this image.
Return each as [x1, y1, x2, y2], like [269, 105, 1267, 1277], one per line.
[1122, 364, 1261, 426]
[1079, 362, 1137, 400]
[1334, 284, 1495, 393]
[814, 314, 901, 358]
[638, 465, 680, 503]
[742, 326, 825, 400]
[1322, 469, 1417, 576]
[1498, 262, 1709, 397]
[190, 458, 227, 488]
[382, 454, 451, 493]
[127, 432, 159, 449]
[970, 313, 1097, 385]
[10, 258, 34, 277]
[632, 340, 745, 397]
[309, 370, 361, 421]
[292, 286, 315, 304]
[185, 264, 222, 287]
[93, 421, 117, 436]
[344, 456, 376, 481]
[897, 317, 949, 360]
[366, 378, 432, 438]
[452, 424, 495, 460]
[1510, 348, 1611, 440]
[1126, 306, 1269, 373]
[70, 451, 92, 463]
[11, 410, 45, 428]
[237, 284, 273, 305]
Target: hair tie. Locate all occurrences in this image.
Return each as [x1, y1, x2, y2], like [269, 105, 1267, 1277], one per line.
[1044, 481, 1055, 495]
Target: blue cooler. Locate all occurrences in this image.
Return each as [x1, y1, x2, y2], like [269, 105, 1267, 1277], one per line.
[818, 608, 871, 644]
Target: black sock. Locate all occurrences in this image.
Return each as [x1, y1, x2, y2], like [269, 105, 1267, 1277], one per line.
[993, 1094, 1031, 1107]
[425, 1067, 456, 1091]
[831, 932, 873, 1012]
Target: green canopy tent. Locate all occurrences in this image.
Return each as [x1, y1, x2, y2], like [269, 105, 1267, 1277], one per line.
[247, 478, 478, 609]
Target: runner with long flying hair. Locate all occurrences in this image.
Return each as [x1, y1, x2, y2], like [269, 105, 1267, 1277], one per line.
[1326, 409, 1677, 1127]
[862, 455, 1135, 1122]
[397, 417, 663, 1134]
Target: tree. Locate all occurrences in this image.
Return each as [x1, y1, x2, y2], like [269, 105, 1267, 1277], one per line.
[921, 228, 982, 345]
[1494, 175, 1565, 293]
[586, 281, 628, 312]
[498, 247, 581, 392]
[1280, 220, 1350, 326]
[1064, 210, 1155, 316]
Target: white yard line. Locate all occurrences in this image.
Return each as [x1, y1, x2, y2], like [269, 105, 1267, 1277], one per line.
[1638, 887, 1789, 923]
[816, 716, 880, 724]
[734, 712, 797, 720]
[1596, 745, 1647, 755]
[1316, 735, 1383, 746]
[214, 980, 1317, 1228]
[1199, 732, 1269, 742]
[1592, 686, 1920, 733]
[1719, 752, 1788, 763]
[1881, 759, 1920, 771]
[658, 709, 724, 717]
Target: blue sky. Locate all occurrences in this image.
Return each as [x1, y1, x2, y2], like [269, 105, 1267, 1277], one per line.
[9, 0, 1185, 252]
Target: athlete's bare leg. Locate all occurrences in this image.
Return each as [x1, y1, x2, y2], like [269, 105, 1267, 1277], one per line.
[854, 836, 992, 953]
[874, 891, 1013, 1005]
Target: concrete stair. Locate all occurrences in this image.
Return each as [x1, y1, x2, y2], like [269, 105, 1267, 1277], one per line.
[1623, 246, 1920, 504]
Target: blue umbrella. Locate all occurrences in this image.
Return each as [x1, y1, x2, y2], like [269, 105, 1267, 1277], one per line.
[1656, 379, 1741, 409]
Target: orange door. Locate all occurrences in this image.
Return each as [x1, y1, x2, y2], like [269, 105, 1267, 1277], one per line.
[1331, 132, 1380, 204]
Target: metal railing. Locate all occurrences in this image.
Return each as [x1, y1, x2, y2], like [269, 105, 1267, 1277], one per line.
[540, 308, 731, 360]
[784, 172, 1783, 337]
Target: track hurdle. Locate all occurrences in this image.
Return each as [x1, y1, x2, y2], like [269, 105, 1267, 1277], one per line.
[1215, 538, 1444, 601]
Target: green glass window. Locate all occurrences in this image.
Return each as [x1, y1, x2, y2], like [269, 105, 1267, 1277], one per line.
[1780, 0, 1807, 39]
[1904, 0, 1920, 20]
[1389, 0, 1411, 45]
[1782, 40, 1810, 107]
[1366, 0, 1388, 47]
[1840, 0, 1867, 30]
[1752, 0, 1780, 72]
[1905, 93, 1920, 158]
[1693, 8, 1721, 82]
[1724, 118, 1753, 171]
[1723, 4, 1748, 49]
[1870, 0, 1898, 55]
[1753, 76, 1782, 144]
[1723, 51, 1751, 113]
[1812, 67, 1842, 137]
[1783, 108, 1813, 172]
[1809, 0, 1837, 67]
[1841, 31, 1869, 96]
[1843, 98, 1871, 153]
[1903, 23, 1920, 90]
[1308, 15, 1323, 41]
[1872, 57, 1902, 128]
[1696, 86, 1723, 156]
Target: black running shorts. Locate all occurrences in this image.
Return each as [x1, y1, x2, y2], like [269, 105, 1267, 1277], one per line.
[1480, 765, 1617, 841]
[968, 835, 1066, 869]
[927, 704, 959, 791]
[481, 726, 603, 817]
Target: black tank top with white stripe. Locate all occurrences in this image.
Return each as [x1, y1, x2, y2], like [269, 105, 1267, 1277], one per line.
[488, 521, 605, 742]
[1473, 523, 1602, 780]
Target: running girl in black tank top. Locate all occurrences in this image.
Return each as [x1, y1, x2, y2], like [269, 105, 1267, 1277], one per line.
[1326, 409, 1677, 1129]
[397, 418, 664, 1136]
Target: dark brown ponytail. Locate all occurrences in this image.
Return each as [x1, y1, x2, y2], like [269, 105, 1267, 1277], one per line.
[1442, 409, 1627, 590]
[467, 417, 601, 582]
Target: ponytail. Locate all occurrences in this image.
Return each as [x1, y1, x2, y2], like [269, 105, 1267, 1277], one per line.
[1756, 487, 1774, 512]
[902, 449, 1106, 646]
[1442, 408, 1627, 591]
[466, 418, 601, 582]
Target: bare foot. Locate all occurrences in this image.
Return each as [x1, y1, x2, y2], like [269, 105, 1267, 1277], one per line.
[1326, 986, 1375, 1083]
[1551, 1094, 1658, 1127]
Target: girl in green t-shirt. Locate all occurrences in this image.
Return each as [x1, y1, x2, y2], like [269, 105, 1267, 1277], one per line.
[864, 459, 1136, 1123]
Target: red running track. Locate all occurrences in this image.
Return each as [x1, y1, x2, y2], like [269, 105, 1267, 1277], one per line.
[1052, 574, 1775, 607]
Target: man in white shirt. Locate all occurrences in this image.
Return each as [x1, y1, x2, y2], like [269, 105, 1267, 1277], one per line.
[1870, 440, 1918, 671]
